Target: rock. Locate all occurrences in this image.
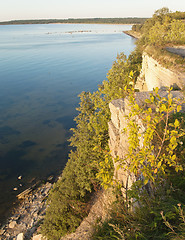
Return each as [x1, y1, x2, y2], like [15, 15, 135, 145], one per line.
[32, 234, 44, 240]
[17, 233, 24, 240]
[138, 52, 185, 91]
[30, 219, 34, 227]
[18, 176, 22, 180]
[0, 229, 5, 235]
[47, 175, 53, 181]
[2, 181, 52, 240]
[13, 187, 18, 191]
[9, 220, 17, 229]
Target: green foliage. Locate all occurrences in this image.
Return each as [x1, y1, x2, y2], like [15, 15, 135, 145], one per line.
[133, 9, 185, 72]
[41, 50, 142, 239]
[93, 167, 185, 240]
[146, 19, 185, 46]
[132, 24, 142, 32]
[120, 87, 185, 185]
[41, 157, 89, 239]
[92, 220, 123, 240]
[96, 150, 114, 189]
[92, 192, 144, 240]
[133, 8, 185, 47]
[161, 204, 185, 239]
[92, 92, 185, 240]
[153, 7, 170, 17]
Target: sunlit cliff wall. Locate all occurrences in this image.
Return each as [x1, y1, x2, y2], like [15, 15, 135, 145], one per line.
[136, 52, 185, 91]
[108, 52, 185, 194]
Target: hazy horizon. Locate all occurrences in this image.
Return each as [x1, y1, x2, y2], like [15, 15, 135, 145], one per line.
[1, 0, 184, 22]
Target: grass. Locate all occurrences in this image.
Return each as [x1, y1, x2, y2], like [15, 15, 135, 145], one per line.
[144, 45, 185, 72]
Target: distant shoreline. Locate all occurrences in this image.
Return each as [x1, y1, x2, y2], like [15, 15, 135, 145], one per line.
[0, 23, 134, 26]
[0, 18, 147, 26]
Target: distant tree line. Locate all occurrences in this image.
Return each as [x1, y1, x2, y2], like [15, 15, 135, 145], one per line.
[0, 17, 147, 25]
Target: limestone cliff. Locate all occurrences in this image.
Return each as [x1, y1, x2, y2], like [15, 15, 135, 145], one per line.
[109, 91, 185, 195]
[136, 52, 185, 91]
[109, 52, 185, 194]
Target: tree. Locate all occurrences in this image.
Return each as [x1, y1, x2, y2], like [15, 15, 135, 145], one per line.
[153, 7, 170, 17]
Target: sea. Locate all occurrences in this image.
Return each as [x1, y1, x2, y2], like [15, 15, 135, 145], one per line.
[0, 23, 136, 223]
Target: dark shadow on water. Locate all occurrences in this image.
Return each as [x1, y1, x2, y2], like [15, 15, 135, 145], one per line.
[0, 149, 35, 180]
[38, 148, 45, 152]
[56, 115, 76, 130]
[0, 126, 20, 144]
[19, 140, 37, 148]
[42, 119, 56, 128]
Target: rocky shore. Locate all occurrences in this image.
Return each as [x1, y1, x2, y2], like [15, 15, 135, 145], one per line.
[123, 30, 141, 39]
[0, 181, 52, 240]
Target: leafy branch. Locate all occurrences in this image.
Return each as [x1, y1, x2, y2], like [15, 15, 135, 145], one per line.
[122, 87, 185, 185]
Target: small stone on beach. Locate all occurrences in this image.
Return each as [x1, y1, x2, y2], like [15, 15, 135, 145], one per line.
[9, 220, 17, 229]
[16, 232, 24, 240]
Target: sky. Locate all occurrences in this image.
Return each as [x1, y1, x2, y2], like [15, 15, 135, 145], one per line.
[1, 0, 185, 22]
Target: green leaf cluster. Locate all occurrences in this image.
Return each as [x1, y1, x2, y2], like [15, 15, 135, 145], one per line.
[122, 87, 185, 185]
[93, 165, 185, 240]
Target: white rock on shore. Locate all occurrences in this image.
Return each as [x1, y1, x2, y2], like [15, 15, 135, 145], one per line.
[17, 232, 24, 240]
[32, 234, 45, 240]
[9, 220, 17, 229]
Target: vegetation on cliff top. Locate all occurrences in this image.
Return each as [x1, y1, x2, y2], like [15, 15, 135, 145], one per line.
[132, 8, 185, 71]
[132, 7, 185, 44]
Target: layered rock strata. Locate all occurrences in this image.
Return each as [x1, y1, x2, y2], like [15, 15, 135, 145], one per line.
[109, 91, 185, 196]
[136, 52, 185, 91]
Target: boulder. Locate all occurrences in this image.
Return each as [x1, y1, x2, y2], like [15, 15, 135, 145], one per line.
[9, 220, 17, 229]
[0, 229, 5, 235]
[32, 234, 45, 240]
[17, 233, 24, 240]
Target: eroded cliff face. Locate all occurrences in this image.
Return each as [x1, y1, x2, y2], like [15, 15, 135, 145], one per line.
[108, 93, 149, 196]
[109, 51, 185, 193]
[108, 98, 135, 196]
[136, 52, 185, 91]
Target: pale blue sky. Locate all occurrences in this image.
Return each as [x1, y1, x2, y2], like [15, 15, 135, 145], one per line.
[1, 0, 185, 22]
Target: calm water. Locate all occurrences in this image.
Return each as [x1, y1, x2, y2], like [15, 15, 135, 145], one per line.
[0, 24, 135, 222]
